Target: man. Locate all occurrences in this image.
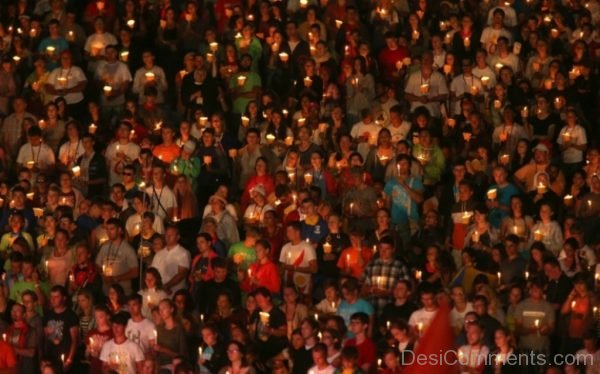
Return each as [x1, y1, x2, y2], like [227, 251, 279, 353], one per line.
[471, 295, 502, 350]
[9, 256, 49, 305]
[75, 133, 107, 197]
[404, 51, 448, 118]
[84, 16, 118, 68]
[229, 54, 261, 114]
[132, 50, 168, 105]
[152, 125, 181, 165]
[0, 187, 35, 232]
[0, 97, 36, 160]
[279, 222, 317, 297]
[145, 164, 177, 220]
[105, 121, 141, 186]
[457, 322, 489, 373]
[125, 294, 156, 355]
[514, 278, 555, 354]
[249, 287, 288, 364]
[383, 154, 424, 248]
[150, 225, 190, 294]
[378, 32, 410, 85]
[43, 286, 78, 370]
[344, 312, 376, 373]
[44, 51, 87, 113]
[337, 278, 374, 336]
[125, 192, 164, 237]
[514, 141, 565, 195]
[380, 280, 417, 334]
[299, 198, 328, 244]
[37, 19, 69, 68]
[361, 237, 410, 316]
[498, 235, 527, 288]
[202, 258, 241, 314]
[94, 44, 132, 119]
[486, 166, 520, 228]
[100, 312, 145, 373]
[16, 126, 55, 178]
[450, 58, 484, 114]
[228, 227, 260, 271]
[480, 8, 512, 51]
[408, 286, 439, 337]
[341, 168, 378, 231]
[386, 105, 411, 144]
[95, 218, 139, 294]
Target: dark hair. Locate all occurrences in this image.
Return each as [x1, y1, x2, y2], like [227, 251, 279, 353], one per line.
[111, 311, 129, 326]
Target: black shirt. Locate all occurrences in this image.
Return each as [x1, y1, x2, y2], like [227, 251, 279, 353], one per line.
[43, 307, 79, 363]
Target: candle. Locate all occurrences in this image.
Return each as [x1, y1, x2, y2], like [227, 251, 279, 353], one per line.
[500, 154, 510, 165]
[415, 270, 422, 281]
[70, 165, 80, 177]
[278, 52, 289, 62]
[304, 173, 313, 185]
[463, 37, 471, 48]
[386, 320, 391, 330]
[2, 334, 6, 341]
[571, 300, 576, 310]
[198, 346, 203, 357]
[61, 354, 65, 365]
[412, 30, 420, 40]
[127, 19, 136, 28]
[26, 192, 34, 200]
[480, 76, 490, 89]
[323, 242, 332, 254]
[335, 20, 343, 29]
[536, 183, 547, 195]
[444, 32, 452, 45]
[417, 322, 423, 335]
[534, 319, 540, 328]
[497, 272, 501, 284]
[144, 71, 155, 81]
[153, 329, 157, 340]
[346, 253, 350, 267]
[103, 85, 112, 96]
[303, 76, 312, 87]
[349, 202, 354, 215]
[419, 83, 429, 94]
[209, 42, 219, 52]
[472, 230, 480, 243]
[298, 117, 306, 126]
[259, 311, 270, 324]
[46, 46, 56, 55]
[487, 188, 497, 200]
[237, 75, 247, 86]
[562, 132, 572, 143]
[88, 123, 97, 134]
[314, 313, 319, 321]
[120, 50, 129, 61]
[525, 271, 529, 280]
[13, 55, 21, 63]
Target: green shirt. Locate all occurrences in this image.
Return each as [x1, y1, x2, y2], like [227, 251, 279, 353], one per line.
[10, 280, 50, 302]
[227, 242, 256, 270]
[230, 72, 261, 114]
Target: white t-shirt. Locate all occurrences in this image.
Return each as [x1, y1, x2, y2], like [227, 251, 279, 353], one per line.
[132, 66, 168, 104]
[145, 185, 177, 219]
[47, 65, 87, 104]
[17, 143, 56, 171]
[99, 338, 145, 373]
[125, 318, 156, 354]
[350, 121, 382, 159]
[557, 125, 587, 164]
[95, 60, 133, 106]
[279, 241, 316, 293]
[84, 32, 118, 56]
[450, 74, 484, 114]
[472, 66, 497, 87]
[404, 70, 448, 117]
[58, 140, 84, 167]
[486, 6, 518, 27]
[575, 348, 600, 374]
[150, 244, 191, 293]
[488, 53, 520, 74]
[105, 141, 141, 185]
[480, 27, 512, 50]
[308, 365, 336, 374]
[388, 121, 412, 144]
[408, 308, 437, 332]
[450, 302, 474, 331]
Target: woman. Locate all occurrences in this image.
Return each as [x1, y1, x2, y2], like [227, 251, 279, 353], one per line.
[345, 56, 375, 124]
[131, 212, 159, 264]
[204, 194, 240, 247]
[76, 289, 96, 339]
[500, 195, 534, 248]
[36, 213, 57, 252]
[106, 283, 127, 314]
[364, 128, 395, 183]
[305, 152, 336, 200]
[561, 274, 594, 354]
[559, 238, 582, 277]
[84, 305, 113, 374]
[239, 239, 280, 295]
[527, 95, 560, 141]
[157, 7, 180, 54]
[321, 328, 342, 367]
[238, 101, 263, 143]
[44, 229, 73, 286]
[280, 285, 309, 340]
[39, 102, 66, 153]
[198, 323, 227, 373]
[154, 299, 188, 370]
[173, 175, 199, 220]
[419, 245, 443, 289]
[218, 340, 256, 374]
[490, 327, 519, 373]
[509, 138, 532, 172]
[241, 157, 275, 210]
[388, 320, 415, 366]
[465, 206, 498, 252]
[139, 267, 168, 319]
[261, 109, 292, 158]
[528, 203, 563, 256]
[24, 56, 50, 113]
[7, 303, 37, 373]
[57, 121, 83, 170]
[449, 285, 473, 335]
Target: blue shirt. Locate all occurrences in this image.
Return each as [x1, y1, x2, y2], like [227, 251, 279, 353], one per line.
[383, 177, 424, 225]
[488, 182, 520, 228]
[338, 298, 374, 337]
[301, 218, 329, 244]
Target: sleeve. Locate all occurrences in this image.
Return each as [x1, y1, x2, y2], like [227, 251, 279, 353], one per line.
[579, 126, 587, 145]
[177, 249, 191, 270]
[304, 245, 317, 262]
[133, 343, 145, 362]
[99, 341, 110, 362]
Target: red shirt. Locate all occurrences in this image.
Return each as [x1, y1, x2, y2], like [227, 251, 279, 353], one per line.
[344, 337, 376, 369]
[240, 260, 281, 294]
[242, 174, 275, 209]
[378, 46, 410, 81]
[0, 342, 17, 369]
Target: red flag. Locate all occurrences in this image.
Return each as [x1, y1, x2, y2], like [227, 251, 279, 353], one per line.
[403, 300, 457, 374]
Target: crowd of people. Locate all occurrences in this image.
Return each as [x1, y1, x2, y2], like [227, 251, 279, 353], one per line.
[0, 0, 599, 373]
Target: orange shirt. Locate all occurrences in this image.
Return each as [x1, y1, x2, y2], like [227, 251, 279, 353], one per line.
[152, 144, 181, 164]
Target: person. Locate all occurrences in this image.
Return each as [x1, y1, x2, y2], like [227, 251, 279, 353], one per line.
[150, 225, 190, 294]
[95, 218, 138, 294]
[7, 303, 37, 373]
[43, 285, 78, 370]
[457, 321, 489, 374]
[99, 312, 144, 373]
[278, 222, 317, 297]
[248, 287, 287, 365]
[514, 277, 555, 354]
[85, 305, 113, 374]
[125, 294, 156, 355]
[343, 312, 376, 373]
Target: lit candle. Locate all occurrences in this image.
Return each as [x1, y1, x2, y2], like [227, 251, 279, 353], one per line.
[278, 52, 289, 62]
[237, 75, 247, 86]
[386, 320, 391, 330]
[525, 271, 529, 280]
[487, 188, 497, 200]
[417, 322, 423, 335]
[144, 71, 155, 81]
[88, 123, 97, 134]
[497, 272, 501, 284]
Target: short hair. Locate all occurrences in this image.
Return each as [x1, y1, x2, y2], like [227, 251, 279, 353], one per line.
[111, 311, 129, 326]
[350, 312, 369, 325]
